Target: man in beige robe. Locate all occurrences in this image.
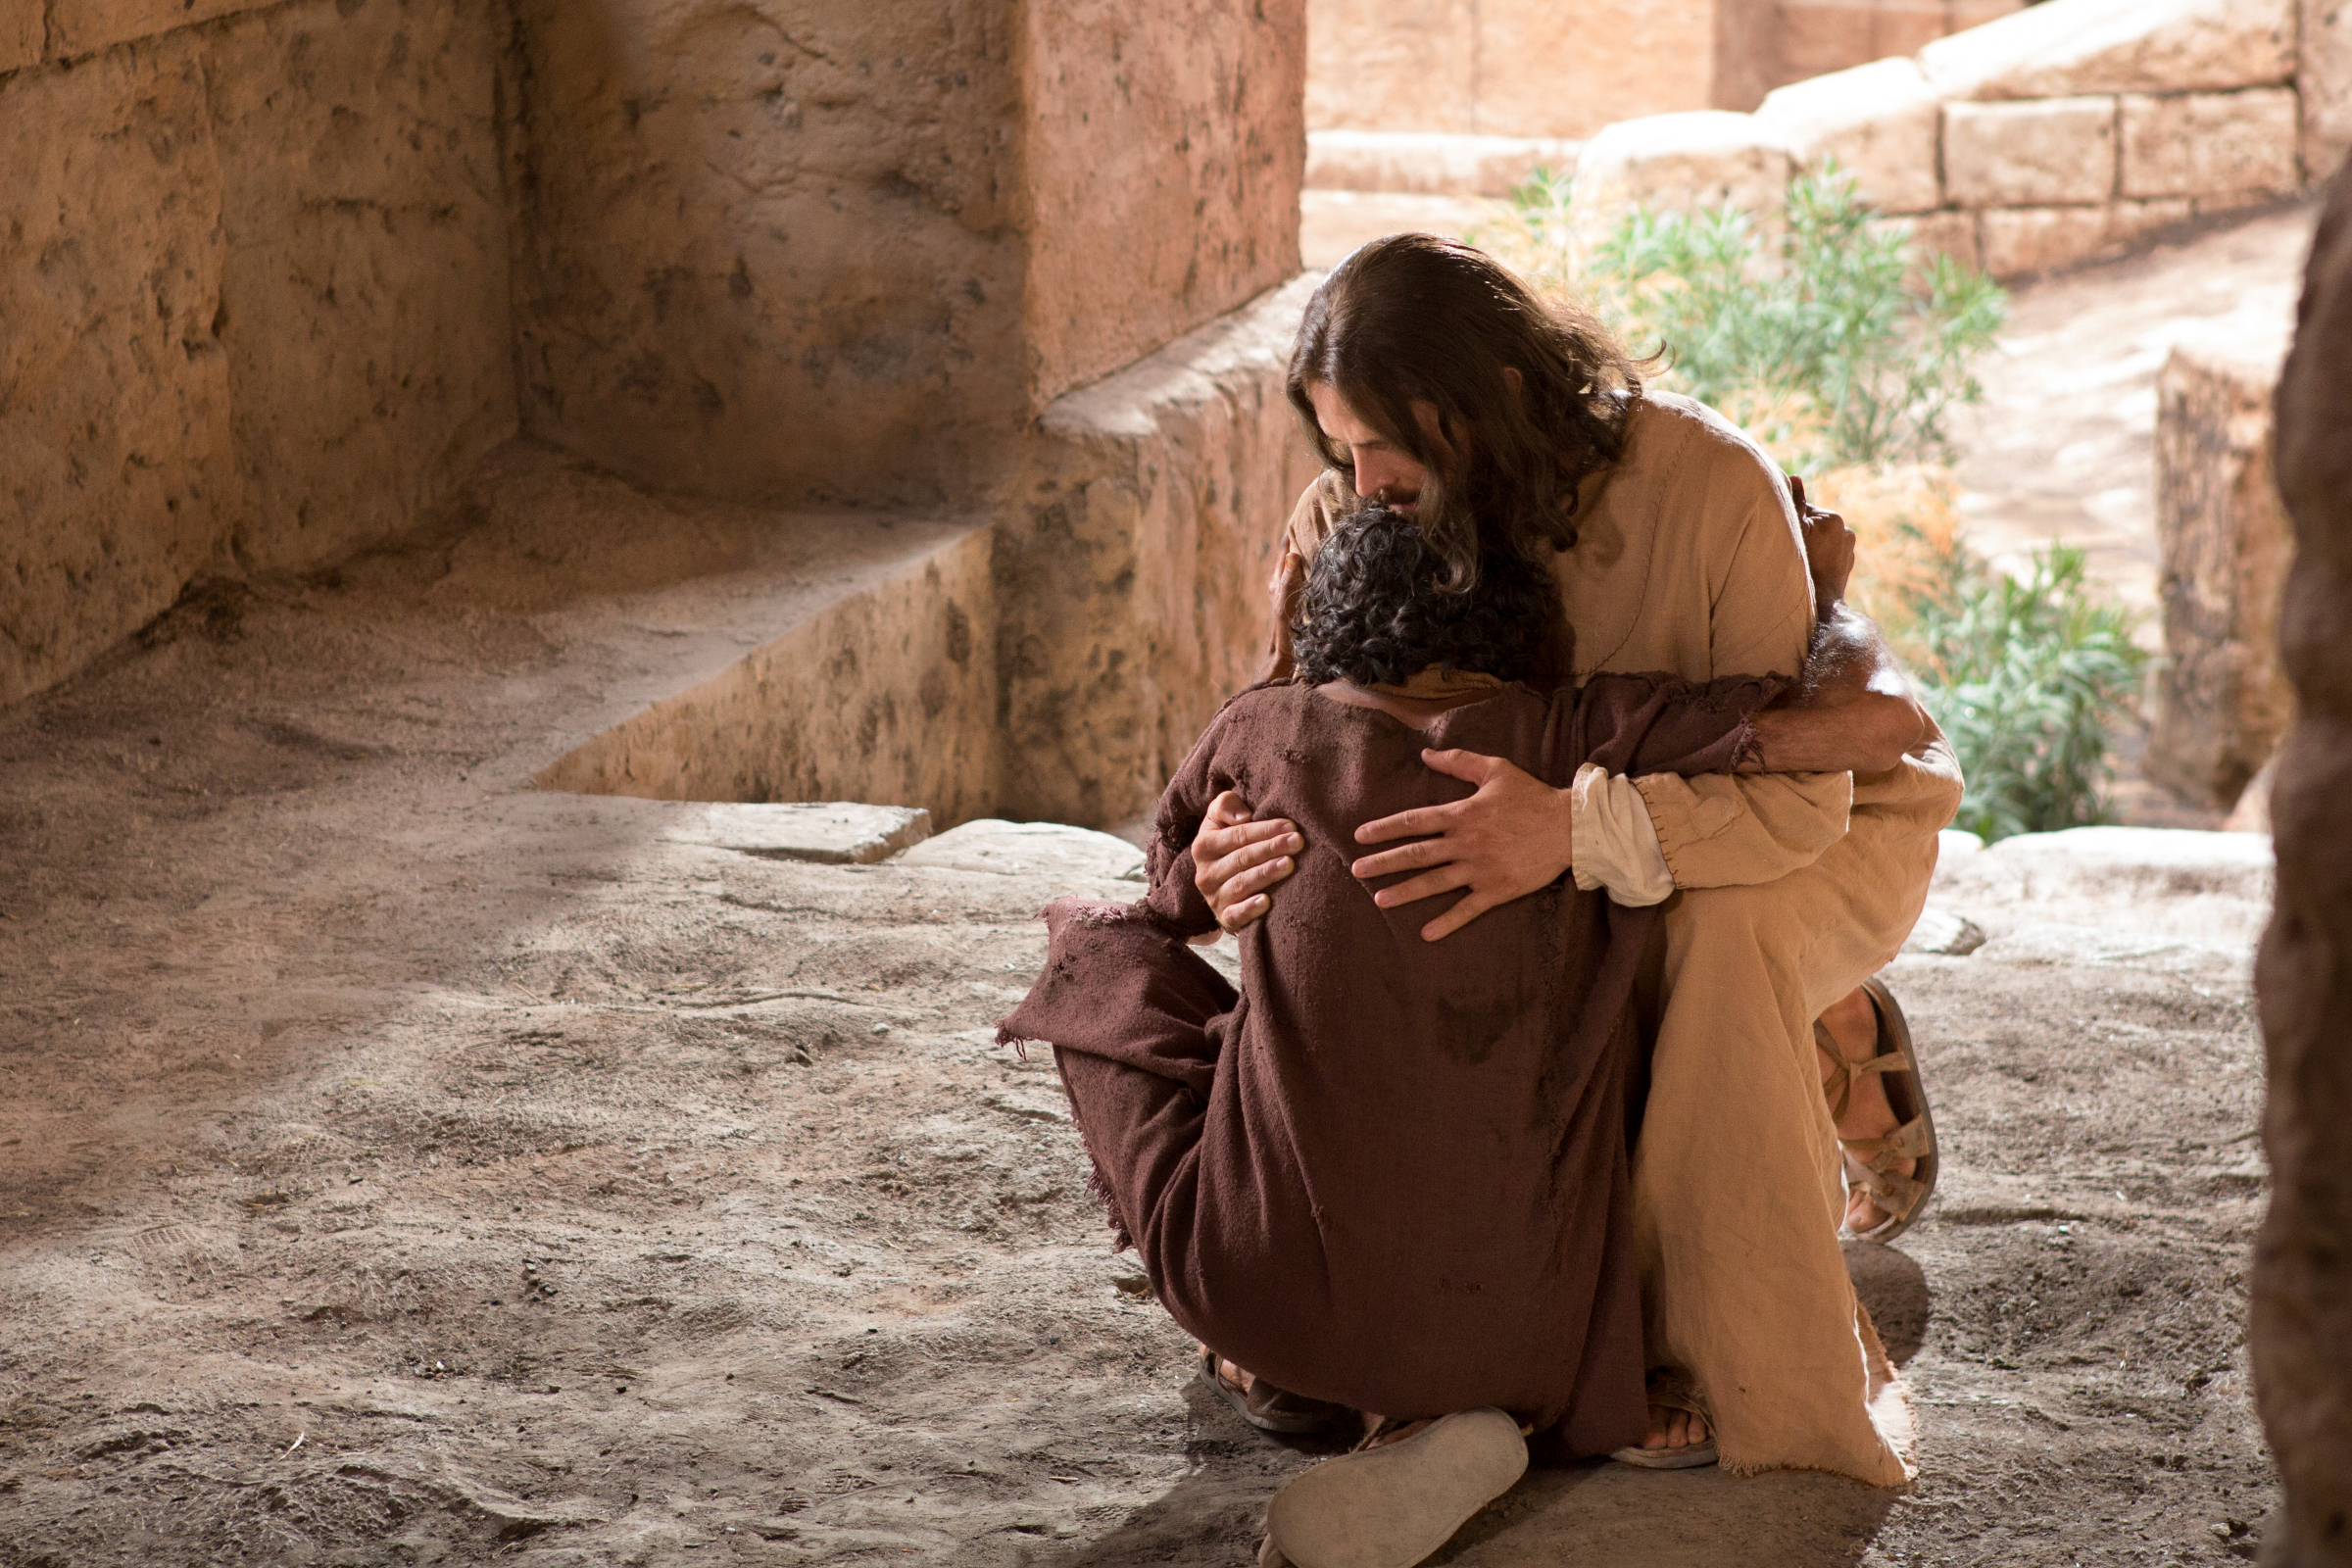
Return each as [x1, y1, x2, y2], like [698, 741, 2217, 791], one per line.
[1198, 236, 1962, 1487]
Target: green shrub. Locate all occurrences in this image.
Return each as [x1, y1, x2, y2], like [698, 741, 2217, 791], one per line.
[1572, 168, 2008, 469]
[1901, 541, 2149, 843]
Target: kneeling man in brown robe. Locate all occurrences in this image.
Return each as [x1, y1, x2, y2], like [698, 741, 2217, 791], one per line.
[998, 505, 1923, 1568]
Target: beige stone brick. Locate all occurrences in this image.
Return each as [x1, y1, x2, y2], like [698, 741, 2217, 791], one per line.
[1568, 111, 1793, 258]
[1921, 0, 2294, 102]
[2304, 0, 2352, 181]
[205, 0, 516, 573]
[45, 1, 272, 60]
[1474, 0, 1717, 138]
[1304, 130, 1583, 197]
[1023, 0, 1306, 403]
[1305, 0, 1477, 135]
[2122, 88, 2301, 198]
[0, 38, 237, 708]
[1943, 97, 2118, 208]
[1976, 198, 2192, 276]
[1759, 57, 1942, 214]
[1878, 209, 1983, 271]
[2147, 332, 2296, 807]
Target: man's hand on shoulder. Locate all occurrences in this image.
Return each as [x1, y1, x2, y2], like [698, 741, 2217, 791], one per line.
[1192, 790, 1303, 935]
[1348, 751, 1575, 942]
[1790, 475, 1854, 621]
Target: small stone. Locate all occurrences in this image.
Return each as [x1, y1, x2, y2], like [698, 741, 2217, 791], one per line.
[871, 1023, 890, 1036]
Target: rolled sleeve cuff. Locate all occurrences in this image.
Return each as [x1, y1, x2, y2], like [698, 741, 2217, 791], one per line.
[1570, 762, 1676, 907]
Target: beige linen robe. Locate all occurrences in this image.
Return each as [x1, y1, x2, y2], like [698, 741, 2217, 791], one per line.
[1282, 391, 1964, 1486]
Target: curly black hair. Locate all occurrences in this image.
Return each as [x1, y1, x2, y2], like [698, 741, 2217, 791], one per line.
[1290, 505, 1561, 687]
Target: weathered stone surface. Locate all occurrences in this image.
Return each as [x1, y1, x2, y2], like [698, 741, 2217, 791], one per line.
[1778, 0, 1966, 83]
[1758, 57, 1942, 214]
[1304, 130, 1583, 198]
[1887, 209, 1983, 270]
[1021, 0, 1304, 404]
[2121, 88, 2302, 199]
[0, 36, 237, 709]
[1901, 906, 1987, 956]
[509, 1, 1030, 510]
[2, 7, 39, 73]
[43, 1, 273, 60]
[896, 819, 1145, 881]
[1568, 111, 1794, 258]
[2148, 332, 2296, 808]
[1474, 0, 1719, 138]
[1975, 199, 2192, 276]
[2302, 0, 2352, 182]
[207, 0, 516, 573]
[1943, 96, 2119, 209]
[1920, 0, 2295, 102]
[999, 277, 1323, 828]
[536, 521, 1001, 825]
[2253, 160, 2352, 1568]
[671, 803, 933, 864]
[1304, 0, 1478, 135]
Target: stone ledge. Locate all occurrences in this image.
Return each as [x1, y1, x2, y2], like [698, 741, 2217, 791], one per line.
[1304, 129, 1582, 197]
[1919, 0, 2295, 103]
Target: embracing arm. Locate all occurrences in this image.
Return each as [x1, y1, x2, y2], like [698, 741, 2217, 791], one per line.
[1741, 478, 1929, 775]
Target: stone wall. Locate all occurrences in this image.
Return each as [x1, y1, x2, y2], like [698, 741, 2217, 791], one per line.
[1, 0, 518, 710]
[1568, 0, 2329, 281]
[509, 0, 1302, 509]
[2147, 334, 2296, 808]
[2252, 160, 2352, 1568]
[998, 277, 1324, 827]
[1303, 0, 2023, 141]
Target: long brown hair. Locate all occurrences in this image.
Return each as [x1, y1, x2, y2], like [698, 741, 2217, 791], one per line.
[1287, 233, 1642, 590]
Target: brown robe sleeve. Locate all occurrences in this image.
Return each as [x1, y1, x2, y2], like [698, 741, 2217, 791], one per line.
[1560, 672, 1787, 783]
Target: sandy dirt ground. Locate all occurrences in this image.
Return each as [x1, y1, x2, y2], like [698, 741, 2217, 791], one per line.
[0, 435, 2283, 1565]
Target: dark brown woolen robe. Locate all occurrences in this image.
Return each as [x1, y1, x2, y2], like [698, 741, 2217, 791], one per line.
[997, 673, 1778, 1455]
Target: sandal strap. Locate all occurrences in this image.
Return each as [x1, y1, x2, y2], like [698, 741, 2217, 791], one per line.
[1845, 1156, 1927, 1212]
[1840, 1114, 1935, 1165]
[1816, 1019, 1913, 1122]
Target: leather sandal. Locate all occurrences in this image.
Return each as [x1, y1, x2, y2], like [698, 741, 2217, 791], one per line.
[1819, 975, 1938, 1245]
[1608, 1368, 1718, 1470]
[1200, 1348, 1349, 1436]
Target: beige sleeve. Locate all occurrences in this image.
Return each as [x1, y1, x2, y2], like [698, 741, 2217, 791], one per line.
[1570, 763, 1676, 906]
[1631, 770, 1853, 889]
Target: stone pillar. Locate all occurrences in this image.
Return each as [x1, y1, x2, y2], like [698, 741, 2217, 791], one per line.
[2252, 163, 2352, 1568]
[2146, 334, 2296, 809]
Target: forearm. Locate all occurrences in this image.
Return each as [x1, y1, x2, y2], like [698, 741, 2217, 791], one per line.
[1745, 605, 1927, 773]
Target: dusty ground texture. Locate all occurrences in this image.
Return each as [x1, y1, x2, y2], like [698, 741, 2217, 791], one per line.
[0, 440, 2282, 1565]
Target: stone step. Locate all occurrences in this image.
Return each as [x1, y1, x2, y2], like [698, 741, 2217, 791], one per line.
[1305, 129, 1583, 198]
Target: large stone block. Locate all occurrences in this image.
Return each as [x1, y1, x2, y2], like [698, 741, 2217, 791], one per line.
[2304, 0, 2352, 181]
[511, 0, 1032, 509]
[1021, 0, 1304, 404]
[1778, 1, 1947, 82]
[43, 1, 271, 60]
[205, 0, 516, 573]
[1305, 0, 1477, 135]
[1921, 0, 2295, 102]
[1758, 56, 1942, 214]
[998, 277, 1323, 828]
[2121, 88, 2301, 199]
[0, 37, 237, 709]
[1976, 198, 2191, 275]
[1568, 111, 1794, 259]
[1943, 96, 2118, 208]
[1475, 0, 1718, 138]
[2147, 332, 2296, 808]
